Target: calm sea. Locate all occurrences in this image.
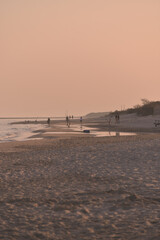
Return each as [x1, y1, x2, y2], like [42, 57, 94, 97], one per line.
[0, 118, 63, 143]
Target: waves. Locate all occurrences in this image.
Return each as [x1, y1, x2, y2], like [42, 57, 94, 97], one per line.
[0, 119, 46, 142]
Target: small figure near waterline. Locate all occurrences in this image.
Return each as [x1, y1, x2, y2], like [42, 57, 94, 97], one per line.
[47, 118, 51, 125]
[66, 116, 68, 125]
[66, 116, 70, 127]
[80, 116, 83, 123]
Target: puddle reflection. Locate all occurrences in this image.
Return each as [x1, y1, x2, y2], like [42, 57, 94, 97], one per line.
[70, 124, 136, 137]
[46, 124, 136, 137]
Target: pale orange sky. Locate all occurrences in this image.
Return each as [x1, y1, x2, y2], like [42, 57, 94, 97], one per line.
[0, 0, 160, 117]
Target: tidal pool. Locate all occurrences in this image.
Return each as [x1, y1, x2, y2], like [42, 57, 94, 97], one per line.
[44, 124, 137, 138]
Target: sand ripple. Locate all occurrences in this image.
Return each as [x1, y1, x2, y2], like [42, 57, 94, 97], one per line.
[0, 135, 160, 239]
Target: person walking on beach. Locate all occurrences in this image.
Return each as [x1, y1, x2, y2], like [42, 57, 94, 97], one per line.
[66, 116, 68, 125]
[80, 116, 83, 123]
[66, 116, 70, 127]
[47, 118, 50, 125]
[115, 112, 120, 123]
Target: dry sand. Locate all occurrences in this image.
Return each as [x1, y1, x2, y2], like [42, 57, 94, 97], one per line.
[0, 116, 160, 239]
[84, 113, 160, 133]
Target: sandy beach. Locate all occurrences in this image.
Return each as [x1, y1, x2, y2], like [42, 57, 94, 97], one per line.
[2, 0, 160, 238]
[0, 116, 160, 239]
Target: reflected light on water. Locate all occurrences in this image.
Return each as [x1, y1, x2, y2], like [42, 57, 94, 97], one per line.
[49, 124, 136, 137]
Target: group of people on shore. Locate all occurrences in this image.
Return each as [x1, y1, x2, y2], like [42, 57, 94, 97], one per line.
[107, 113, 120, 126]
[46, 116, 83, 127]
[66, 115, 83, 127]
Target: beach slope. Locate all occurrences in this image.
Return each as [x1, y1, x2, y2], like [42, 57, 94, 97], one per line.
[0, 133, 160, 239]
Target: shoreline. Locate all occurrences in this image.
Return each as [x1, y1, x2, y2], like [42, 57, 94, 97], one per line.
[0, 115, 160, 238]
[1, 114, 160, 153]
[0, 127, 160, 239]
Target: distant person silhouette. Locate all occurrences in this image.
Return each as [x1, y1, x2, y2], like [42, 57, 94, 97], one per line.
[66, 116, 68, 125]
[115, 113, 120, 123]
[47, 118, 50, 125]
[66, 116, 70, 127]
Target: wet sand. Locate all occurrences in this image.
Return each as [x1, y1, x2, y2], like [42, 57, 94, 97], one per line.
[0, 117, 160, 239]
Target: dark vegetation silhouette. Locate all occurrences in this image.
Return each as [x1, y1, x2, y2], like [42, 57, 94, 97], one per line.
[111, 99, 160, 116]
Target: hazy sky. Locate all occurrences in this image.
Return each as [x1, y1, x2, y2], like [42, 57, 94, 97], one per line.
[1, 0, 160, 117]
